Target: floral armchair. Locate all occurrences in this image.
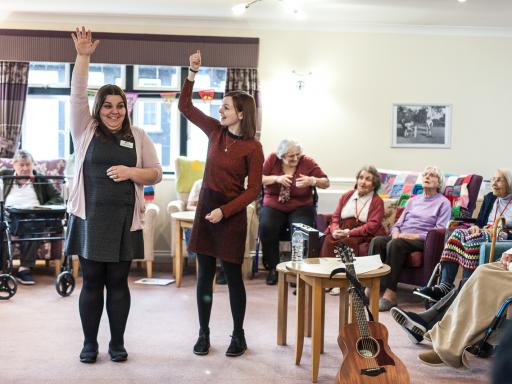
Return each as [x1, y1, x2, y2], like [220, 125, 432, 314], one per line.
[0, 157, 66, 275]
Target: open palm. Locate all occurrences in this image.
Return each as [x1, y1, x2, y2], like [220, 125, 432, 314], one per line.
[71, 26, 100, 56]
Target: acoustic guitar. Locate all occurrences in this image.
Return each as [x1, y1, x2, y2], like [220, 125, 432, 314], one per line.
[334, 244, 410, 384]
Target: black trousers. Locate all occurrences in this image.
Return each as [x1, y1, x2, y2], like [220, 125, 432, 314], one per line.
[196, 253, 246, 334]
[259, 205, 315, 269]
[78, 257, 132, 349]
[369, 236, 424, 291]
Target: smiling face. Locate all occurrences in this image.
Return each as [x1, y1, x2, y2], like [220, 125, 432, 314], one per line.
[491, 171, 510, 198]
[282, 146, 302, 168]
[99, 95, 126, 132]
[219, 96, 243, 129]
[356, 170, 375, 196]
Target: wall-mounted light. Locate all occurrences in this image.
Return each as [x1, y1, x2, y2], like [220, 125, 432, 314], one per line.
[232, 0, 305, 18]
[292, 70, 312, 90]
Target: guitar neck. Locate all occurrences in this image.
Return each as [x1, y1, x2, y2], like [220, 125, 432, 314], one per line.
[345, 262, 371, 338]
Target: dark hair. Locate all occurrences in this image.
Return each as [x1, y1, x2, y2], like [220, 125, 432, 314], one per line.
[92, 84, 132, 140]
[225, 90, 257, 140]
[355, 165, 381, 192]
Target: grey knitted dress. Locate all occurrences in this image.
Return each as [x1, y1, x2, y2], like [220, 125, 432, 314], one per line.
[64, 133, 143, 262]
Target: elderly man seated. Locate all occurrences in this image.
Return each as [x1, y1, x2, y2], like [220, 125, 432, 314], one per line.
[0, 149, 64, 285]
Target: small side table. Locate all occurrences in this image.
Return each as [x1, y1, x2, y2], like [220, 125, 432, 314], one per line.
[170, 210, 196, 288]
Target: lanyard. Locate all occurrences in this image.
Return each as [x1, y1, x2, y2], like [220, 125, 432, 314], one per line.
[355, 196, 371, 223]
[493, 197, 512, 223]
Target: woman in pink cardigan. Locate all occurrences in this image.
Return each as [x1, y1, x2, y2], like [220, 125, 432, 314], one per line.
[320, 165, 386, 258]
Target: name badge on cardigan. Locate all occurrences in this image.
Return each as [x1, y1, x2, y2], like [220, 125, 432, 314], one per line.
[120, 140, 134, 149]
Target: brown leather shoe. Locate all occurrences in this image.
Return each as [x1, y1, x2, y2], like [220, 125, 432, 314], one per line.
[418, 350, 445, 366]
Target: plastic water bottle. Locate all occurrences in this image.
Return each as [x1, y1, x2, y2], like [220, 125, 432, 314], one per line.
[291, 230, 304, 263]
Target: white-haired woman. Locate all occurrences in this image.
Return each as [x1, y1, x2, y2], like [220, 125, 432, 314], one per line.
[369, 166, 451, 311]
[260, 139, 329, 285]
[416, 168, 512, 302]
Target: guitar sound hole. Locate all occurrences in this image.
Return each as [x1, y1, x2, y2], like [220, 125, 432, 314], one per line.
[356, 337, 380, 358]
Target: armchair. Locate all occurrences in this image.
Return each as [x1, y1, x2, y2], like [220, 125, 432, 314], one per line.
[479, 241, 512, 265]
[0, 157, 66, 276]
[134, 202, 160, 278]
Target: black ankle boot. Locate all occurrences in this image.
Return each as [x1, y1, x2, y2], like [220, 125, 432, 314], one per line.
[108, 342, 128, 362]
[266, 269, 278, 285]
[226, 330, 247, 357]
[193, 329, 210, 356]
[79, 341, 98, 364]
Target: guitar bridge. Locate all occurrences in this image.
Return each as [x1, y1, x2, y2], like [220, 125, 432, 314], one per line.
[361, 367, 386, 377]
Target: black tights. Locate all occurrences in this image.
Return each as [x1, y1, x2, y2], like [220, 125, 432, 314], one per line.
[78, 257, 132, 350]
[196, 253, 246, 335]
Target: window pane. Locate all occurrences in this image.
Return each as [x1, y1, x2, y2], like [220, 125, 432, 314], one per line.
[22, 95, 70, 160]
[88, 64, 125, 88]
[193, 68, 226, 92]
[186, 100, 222, 161]
[28, 62, 69, 87]
[134, 65, 179, 90]
[132, 98, 179, 172]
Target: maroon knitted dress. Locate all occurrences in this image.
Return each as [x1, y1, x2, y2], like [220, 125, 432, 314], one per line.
[178, 79, 264, 264]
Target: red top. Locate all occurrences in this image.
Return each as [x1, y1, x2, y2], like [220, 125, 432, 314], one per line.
[262, 152, 328, 213]
[178, 79, 264, 263]
[328, 189, 386, 237]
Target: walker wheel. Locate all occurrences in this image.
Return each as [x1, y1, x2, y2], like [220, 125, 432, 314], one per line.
[55, 271, 75, 297]
[0, 274, 17, 300]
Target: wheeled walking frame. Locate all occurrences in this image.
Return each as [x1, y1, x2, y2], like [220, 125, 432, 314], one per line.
[0, 175, 75, 300]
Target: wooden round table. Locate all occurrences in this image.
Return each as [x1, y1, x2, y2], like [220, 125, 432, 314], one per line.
[286, 258, 390, 383]
[171, 210, 196, 287]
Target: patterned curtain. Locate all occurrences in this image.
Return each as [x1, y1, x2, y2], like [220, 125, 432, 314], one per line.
[0, 61, 29, 157]
[225, 68, 261, 139]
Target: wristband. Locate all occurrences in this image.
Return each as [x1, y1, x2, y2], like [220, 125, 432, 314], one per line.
[189, 67, 199, 73]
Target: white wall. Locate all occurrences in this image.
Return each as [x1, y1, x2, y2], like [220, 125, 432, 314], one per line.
[4, 18, 512, 253]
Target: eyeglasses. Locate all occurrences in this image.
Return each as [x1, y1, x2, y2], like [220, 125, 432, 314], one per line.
[422, 172, 439, 179]
[284, 153, 301, 160]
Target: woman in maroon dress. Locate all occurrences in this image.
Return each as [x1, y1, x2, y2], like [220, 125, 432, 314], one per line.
[178, 50, 264, 357]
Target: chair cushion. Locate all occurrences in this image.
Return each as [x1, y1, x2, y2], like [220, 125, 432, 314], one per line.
[175, 157, 205, 193]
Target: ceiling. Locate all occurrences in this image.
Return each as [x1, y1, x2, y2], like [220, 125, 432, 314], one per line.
[2, 0, 512, 34]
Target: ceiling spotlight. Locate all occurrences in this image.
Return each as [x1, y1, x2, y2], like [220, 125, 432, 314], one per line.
[232, 0, 263, 16]
[457, 0, 467, 3]
[232, 0, 306, 18]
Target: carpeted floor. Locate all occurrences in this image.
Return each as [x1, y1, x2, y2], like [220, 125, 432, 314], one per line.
[0, 265, 492, 384]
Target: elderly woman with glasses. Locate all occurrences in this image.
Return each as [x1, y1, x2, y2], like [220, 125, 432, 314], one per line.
[260, 139, 329, 285]
[415, 168, 512, 303]
[369, 166, 452, 311]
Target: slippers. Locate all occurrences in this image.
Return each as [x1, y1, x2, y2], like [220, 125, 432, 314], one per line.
[378, 297, 397, 312]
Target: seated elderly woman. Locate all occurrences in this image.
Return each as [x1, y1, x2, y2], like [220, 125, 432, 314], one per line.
[260, 139, 329, 285]
[417, 250, 512, 368]
[369, 166, 452, 311]
[416, 168, 512, 302]
[319, 165, 386, 258]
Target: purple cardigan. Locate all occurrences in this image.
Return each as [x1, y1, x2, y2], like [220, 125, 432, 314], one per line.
[68, 73, 162, 231]
[391, 193, 451, 240]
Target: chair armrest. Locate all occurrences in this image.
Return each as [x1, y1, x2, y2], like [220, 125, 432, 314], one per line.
[141, 203, 160, 261]
[422, 228, 447, 270]
[316, 213, 332, 233]
[479, 241, 512, 265]
[167, 200, 185, 215]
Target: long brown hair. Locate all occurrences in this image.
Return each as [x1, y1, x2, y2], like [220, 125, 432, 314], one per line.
[92, 84, 132, 140]
[225, 90, 257, 140]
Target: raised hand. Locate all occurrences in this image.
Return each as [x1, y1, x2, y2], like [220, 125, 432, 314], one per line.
[189, 50, 202, 71]
[71, 26, 100, 56]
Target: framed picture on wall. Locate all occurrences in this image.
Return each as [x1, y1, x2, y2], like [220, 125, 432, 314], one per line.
[392, 104, 452, 148]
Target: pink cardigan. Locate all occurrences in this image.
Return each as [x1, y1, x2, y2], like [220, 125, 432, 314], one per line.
[68, 74, 162, 231]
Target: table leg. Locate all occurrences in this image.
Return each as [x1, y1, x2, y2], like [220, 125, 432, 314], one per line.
[294, 274, 305, 365]
[311, 278, 323, 383]
[338, 287, 348, 333]
[174, 221, 183, 288]
[305, 285, 312, 337]
[320, 288, 325, 354]
[277, 270, 288, 345]
[369, 278, 380, 322]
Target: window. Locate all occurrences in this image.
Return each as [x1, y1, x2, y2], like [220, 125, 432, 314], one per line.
[28, 62, 69, 88]
[134, 65, 179, 90]
[88, 64, 125, 89]
[22, 62, 226, 173]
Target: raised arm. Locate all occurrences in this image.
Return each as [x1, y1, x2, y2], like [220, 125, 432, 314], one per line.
[70, 27, 100, 141]
[178, 50, 220, 137]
